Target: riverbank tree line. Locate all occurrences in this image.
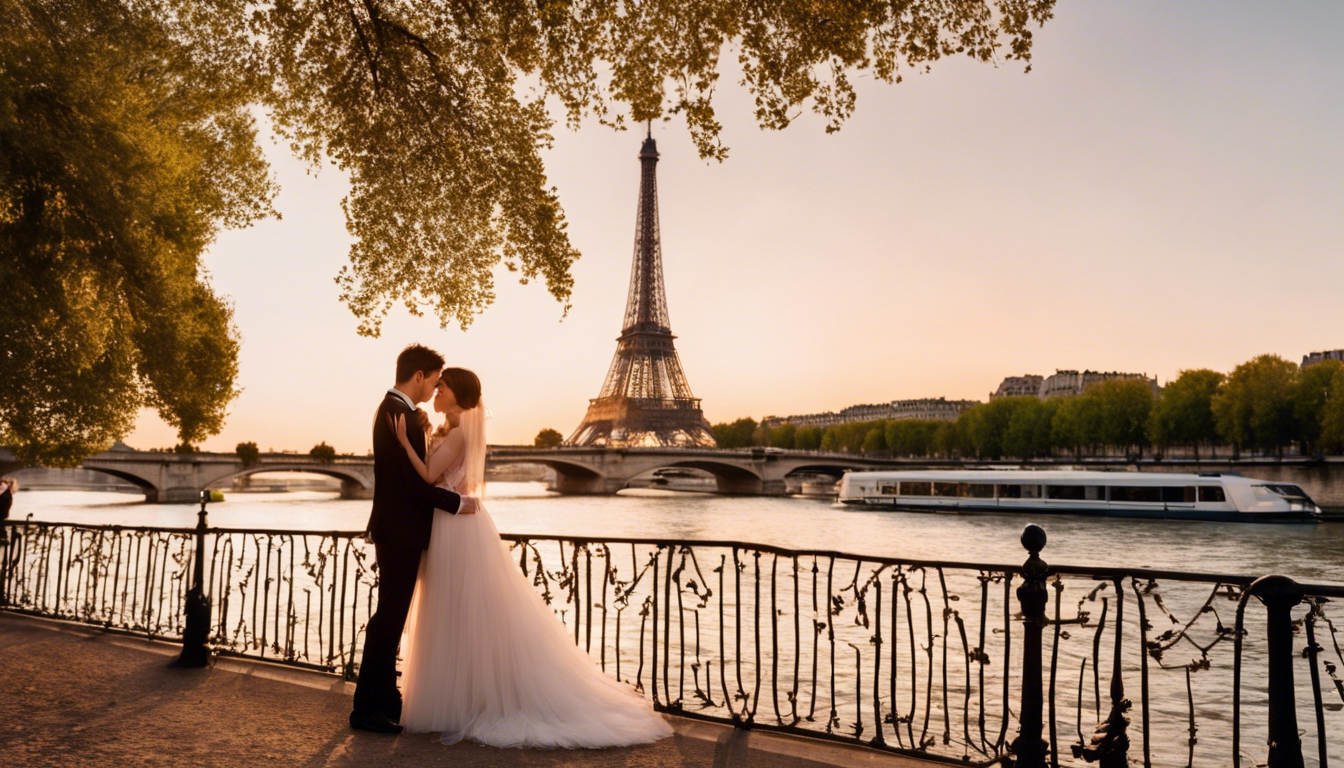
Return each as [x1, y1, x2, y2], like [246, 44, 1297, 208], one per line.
[711, 355, 1344, 460]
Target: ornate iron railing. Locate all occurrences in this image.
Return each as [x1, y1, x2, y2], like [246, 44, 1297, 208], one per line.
[0, 518, 375, 674]
[2, 507, 1341, 766]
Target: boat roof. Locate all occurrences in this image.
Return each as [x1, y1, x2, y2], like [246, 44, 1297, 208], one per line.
[843, 469, 1266, 486]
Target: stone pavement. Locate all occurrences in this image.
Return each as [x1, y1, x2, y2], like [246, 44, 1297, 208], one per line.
[0, 613, 937, 768]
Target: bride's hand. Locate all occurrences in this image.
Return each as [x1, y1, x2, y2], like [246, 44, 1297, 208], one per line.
[389, 413, 412, 448]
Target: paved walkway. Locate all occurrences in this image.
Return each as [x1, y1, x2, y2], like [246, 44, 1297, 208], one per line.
[0, 613, 936, 768]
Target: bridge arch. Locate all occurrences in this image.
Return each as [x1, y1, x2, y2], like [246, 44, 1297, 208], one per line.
[66, 466, 162, 502]
[490, 457, 608, 495]
[778, 464, 866, 496]
[634, 459, 765, 495]
[783, 463, 865, 478]
[74, 457, 377, 503]
[197, 464, 375, 500]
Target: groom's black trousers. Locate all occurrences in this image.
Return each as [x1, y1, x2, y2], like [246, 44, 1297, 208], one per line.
[352, 542, 423, 715]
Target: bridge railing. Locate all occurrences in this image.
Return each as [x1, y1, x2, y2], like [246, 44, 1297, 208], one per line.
[2, 516, 1341, 767]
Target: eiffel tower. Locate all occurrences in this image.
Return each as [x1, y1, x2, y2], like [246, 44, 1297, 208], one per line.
[566, 130, 716, 448]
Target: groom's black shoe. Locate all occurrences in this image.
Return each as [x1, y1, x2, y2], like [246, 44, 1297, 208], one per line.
[383, 698, 402, 724]
[350, 709, 403, 734]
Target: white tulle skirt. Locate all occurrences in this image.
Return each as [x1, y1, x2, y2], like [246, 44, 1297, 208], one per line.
[399, 503, 673, 748]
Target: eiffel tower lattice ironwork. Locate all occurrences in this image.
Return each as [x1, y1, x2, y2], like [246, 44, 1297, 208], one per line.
[566, 131, 716, 448]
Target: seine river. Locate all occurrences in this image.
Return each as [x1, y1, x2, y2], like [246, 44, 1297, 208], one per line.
[13, 483, 1344, 584]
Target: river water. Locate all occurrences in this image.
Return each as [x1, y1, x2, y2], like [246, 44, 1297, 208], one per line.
[9, 486, 1344, 765]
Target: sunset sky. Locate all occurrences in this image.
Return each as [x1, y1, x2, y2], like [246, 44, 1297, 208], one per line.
[126, 0, 1343, 453]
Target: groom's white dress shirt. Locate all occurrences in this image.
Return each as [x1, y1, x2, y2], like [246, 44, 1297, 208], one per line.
[386, 388, 416, 412]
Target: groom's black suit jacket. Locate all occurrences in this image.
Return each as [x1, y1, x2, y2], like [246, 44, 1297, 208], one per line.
[366, 392, 461, 550]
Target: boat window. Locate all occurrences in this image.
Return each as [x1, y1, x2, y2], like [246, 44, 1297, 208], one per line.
[933, 482, 959, 497]
[1161, 487, 1194, 504]
[1198, 486, 1226, 502]
[1021, 484, 1043, 499]
[996, 484, 1022, 499]
[879, 484, 898, 495]
[1046, 485, 1086, 500]
[1263, 484, 1311, 499]
[1043, 485, 1105, 501]
[901, 481, 931, 496]
[965, 483, 995, 498]
[1109, 486, 1163, 503]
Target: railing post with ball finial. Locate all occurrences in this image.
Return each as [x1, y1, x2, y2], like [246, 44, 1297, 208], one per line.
[1009, 523, 1050, 768]
[170, 489, 213, 668]
[1248, 574, 1306, 768]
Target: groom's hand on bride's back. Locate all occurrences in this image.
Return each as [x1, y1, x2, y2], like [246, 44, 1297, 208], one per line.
[458, 496, 479, 515]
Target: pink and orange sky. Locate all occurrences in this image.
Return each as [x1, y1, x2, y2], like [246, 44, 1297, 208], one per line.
[127, 0, 1342, 453]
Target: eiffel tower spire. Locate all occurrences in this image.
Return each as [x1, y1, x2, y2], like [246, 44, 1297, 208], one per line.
[566, 132, 716, 448]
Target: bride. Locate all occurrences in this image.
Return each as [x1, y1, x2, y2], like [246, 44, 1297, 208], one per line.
[388, 367, 673, 748]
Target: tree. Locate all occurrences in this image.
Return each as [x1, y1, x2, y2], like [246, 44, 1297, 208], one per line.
[834, 422, 860, 453]
[711, 417, 757, 449]
[236, 441, 261, 468]
[769, 423, 797, 450]
[820, 426, 840, 453]
[1293, 360, 1343, 455]
[256, 0, 1054, 334]
[310, 442, 337, 464]
[862, 426, 886, 455]
[1148, 369, 1224, 459]
[794, 426, 823, 452]
[1091, 379, 1154, 454]
[1003, 398, 1054, 459]
[1051, 394, 1101, 457]
[1, 1, 263, 465]
[886, 419, 940, 458]
[965, 397, 1026, 459]
[1212, 355, 1297, 457]
[933, 417, 970, 458]
[534, 428, 564, 449]
[1320, 367, 1344, 455]
[3, 0, 1055, 464]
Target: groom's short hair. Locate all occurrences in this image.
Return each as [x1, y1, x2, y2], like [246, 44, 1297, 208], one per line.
[396, 344, 446, 383]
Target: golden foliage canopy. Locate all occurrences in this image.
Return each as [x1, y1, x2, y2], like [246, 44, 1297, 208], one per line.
[1, 0, 1054, 462]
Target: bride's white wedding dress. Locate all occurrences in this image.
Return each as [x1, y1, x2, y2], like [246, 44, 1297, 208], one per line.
[399, 411, 672, 748]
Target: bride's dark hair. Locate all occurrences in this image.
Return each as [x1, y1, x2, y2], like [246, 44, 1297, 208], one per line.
[440, 367, 481, 410]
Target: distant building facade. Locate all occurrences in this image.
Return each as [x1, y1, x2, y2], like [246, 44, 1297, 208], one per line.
[762, 397, 979, 430]
[888, 398, 979, 420]
[990, 371, 1157, 400]
[1302, 350, 1344, 368]
[764, 369, 1160, 431]
[989, 375, 1044, 400]
[1038, 370, 1157, 399]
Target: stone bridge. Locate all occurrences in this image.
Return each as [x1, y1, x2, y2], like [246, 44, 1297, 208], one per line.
[0, 448, 375, 504]
[487, 446, 896, 495]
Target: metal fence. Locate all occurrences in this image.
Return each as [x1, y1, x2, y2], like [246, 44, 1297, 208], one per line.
[2, 507, 1341, 767]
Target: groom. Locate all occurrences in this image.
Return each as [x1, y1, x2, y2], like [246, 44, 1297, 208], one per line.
[351, 344, 477, 734]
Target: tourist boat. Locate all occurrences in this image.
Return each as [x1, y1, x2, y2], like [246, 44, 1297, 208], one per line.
[837, 469, 1321, 522]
